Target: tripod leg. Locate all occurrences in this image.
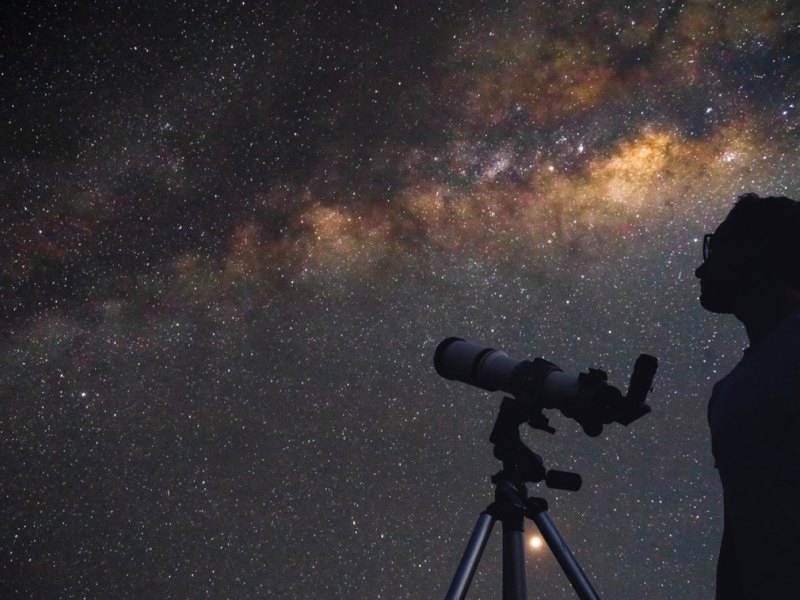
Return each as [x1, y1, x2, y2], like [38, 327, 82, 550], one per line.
[502, 510, 528, 600]
[445, 512, 496, 600]
[529, 509, 600, 600]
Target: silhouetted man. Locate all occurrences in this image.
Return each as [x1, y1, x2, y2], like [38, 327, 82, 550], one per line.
[695, 193, 800, 599]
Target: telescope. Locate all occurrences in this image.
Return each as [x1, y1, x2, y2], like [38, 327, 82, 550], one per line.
[434, 338, 658, 599]
[434, 337, 657, 436]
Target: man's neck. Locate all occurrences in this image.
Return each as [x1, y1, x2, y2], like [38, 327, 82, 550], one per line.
[737, 293, 800, 347]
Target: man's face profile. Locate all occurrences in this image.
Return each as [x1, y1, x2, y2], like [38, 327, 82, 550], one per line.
[695, 218, 752, 314]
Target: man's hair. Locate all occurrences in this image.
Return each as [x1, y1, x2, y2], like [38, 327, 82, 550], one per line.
[725, 192, 800, 288]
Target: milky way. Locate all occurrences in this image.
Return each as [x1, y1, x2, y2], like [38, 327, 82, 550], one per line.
[2, 2, 800, 598]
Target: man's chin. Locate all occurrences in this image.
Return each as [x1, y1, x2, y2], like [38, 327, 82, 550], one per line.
[699, 293, 734, 314]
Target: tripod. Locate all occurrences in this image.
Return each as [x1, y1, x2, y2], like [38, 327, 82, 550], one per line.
[445, 397, 601, 600]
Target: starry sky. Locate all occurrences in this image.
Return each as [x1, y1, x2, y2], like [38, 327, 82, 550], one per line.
[2, 1, 800, 598]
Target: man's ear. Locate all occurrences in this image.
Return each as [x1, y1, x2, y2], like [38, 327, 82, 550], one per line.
[737, 238, 775, 273]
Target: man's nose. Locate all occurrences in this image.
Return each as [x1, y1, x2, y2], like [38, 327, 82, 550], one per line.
[695, 262, 706, 279]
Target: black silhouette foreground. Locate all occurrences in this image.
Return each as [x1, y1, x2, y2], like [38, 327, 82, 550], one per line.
[696, 193, 800, 600]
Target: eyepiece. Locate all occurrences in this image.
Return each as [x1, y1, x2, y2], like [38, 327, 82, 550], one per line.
[626, 354, 658, 404]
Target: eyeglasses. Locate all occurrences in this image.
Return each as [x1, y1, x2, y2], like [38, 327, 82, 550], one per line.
[702, 233, 713, 260]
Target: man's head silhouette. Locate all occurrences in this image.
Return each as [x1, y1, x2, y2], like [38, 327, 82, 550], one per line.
[695, 192, 800, 343]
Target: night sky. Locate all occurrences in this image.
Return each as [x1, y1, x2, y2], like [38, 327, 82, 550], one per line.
[2, 1, 800, 598]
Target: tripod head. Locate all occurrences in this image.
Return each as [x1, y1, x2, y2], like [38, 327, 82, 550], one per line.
[490, 395, 583, 492]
